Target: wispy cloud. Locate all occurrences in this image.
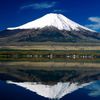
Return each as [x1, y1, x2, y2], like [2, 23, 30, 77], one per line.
[88, 17, 100, 23]
[53, 9, 66, 13]
[86, 17, 100, 30]
[20, 2, 56, 10]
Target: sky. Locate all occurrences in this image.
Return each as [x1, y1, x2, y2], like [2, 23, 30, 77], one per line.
[0, 0, 100, 32]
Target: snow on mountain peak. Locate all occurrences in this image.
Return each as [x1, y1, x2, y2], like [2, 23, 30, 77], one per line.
[7, 13, 94, 32]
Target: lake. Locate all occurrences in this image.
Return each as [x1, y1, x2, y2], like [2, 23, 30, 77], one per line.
[0, 51, 100, 100]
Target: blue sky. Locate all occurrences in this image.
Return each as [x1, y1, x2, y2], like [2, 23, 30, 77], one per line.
[0, 0, 100, 32]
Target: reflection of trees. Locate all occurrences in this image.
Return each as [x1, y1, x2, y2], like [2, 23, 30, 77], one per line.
[0, 66, 100, 85]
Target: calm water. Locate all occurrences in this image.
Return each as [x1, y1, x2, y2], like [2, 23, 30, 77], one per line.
[0, 60, 100, 100]
[0, 80, 100, 100]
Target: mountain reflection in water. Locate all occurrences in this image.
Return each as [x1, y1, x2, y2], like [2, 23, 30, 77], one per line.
[0, 61, 100, 100]
[7, 81, 91, 99]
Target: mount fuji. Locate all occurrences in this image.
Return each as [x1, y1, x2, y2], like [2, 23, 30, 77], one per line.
[7, 13, 93, 32]
[0, 13, 100, 44]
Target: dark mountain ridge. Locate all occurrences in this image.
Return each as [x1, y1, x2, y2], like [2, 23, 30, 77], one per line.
[0, 26, 100, 44]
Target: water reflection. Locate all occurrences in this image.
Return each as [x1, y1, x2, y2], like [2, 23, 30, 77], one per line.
[85, 81, 100, 97]
[0, 61, 100, 100]
[7, 81, 91, 99]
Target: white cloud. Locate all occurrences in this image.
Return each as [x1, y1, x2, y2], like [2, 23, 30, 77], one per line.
[88, 17, 100, 23]
[20, 2, 56, 10]
[53, 9, 66, 13]
[86, 24, 100, 30]
[86, 17, 100, 30]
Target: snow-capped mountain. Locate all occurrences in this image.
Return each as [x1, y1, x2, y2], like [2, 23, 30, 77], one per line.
[0, 13, 100, 44]
[7, 13, 94, 32]
[7, 81, 91, 99]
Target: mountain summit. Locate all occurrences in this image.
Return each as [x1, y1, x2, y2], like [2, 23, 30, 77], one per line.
[8, 13, 94, 32]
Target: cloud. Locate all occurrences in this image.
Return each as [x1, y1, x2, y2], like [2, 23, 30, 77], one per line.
[86, 24, 100, 30]
[88, 17, 100, 23]
[20, 2, 56, 10]
[86, 17, 100, 30]
[53, 9, 66, 13]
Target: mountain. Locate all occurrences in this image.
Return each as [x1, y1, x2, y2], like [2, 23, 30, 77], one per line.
[0, 13, 100, 44]
[7, 13, 93, 32]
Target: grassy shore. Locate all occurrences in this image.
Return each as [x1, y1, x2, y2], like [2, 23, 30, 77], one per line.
[1, 42, 100, 50]
[1, 45, 100, 50]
